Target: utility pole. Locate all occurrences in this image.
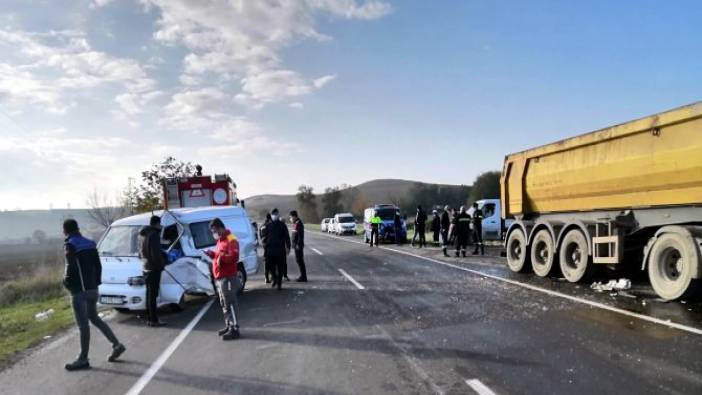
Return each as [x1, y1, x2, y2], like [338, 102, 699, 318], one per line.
[127, 177, 135, 215]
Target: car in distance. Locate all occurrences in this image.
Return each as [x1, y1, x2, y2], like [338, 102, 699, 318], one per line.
[321, 218, 331, 232]
[332, 213, 357, 235]
[98, 206, 258, 311]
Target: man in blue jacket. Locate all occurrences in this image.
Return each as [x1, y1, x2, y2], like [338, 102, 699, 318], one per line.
[63, 219, 125, 371]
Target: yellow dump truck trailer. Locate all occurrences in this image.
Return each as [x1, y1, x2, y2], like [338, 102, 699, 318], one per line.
[500, 101, 702, 300]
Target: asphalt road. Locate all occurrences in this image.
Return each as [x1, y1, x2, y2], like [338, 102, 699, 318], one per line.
[2, 231, 702, 395]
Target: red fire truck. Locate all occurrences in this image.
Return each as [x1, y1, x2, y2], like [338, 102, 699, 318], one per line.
[162, 166, 239, 209]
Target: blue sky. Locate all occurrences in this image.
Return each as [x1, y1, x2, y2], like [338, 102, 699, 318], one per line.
[0, 0, 700, 210]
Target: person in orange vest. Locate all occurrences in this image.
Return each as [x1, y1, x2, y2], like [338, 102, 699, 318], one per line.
[205, 218, 241, 340]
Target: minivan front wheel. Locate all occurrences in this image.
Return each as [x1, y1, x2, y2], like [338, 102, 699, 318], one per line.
[238, 262, 247, 294]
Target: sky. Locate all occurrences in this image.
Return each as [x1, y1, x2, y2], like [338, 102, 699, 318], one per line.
[0, 0, 701, 210]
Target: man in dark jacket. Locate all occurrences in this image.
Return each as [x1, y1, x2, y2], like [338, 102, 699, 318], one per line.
[412, 205, 427, 248]
[454, 206, 472, 257]
[260, 213, 273, 283]
[430, 210, 440, 246]
[262, 208, 291, 290]
[139, 215, 167, 327]
[63, 219, 125, 371]
[440, 206, 451, 257]
[393, 213, 403, 244]
[471, 202, 485, 255]
[290, 210, 308, 282]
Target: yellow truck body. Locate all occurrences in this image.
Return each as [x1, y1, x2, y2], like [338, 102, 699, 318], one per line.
[501, 101, 702, 218]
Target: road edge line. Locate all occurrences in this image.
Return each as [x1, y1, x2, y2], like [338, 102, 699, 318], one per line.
[125, 299, 214, 395]
[465, 379, 497, 395]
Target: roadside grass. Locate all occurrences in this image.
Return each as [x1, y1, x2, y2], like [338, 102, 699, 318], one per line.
[0, 249, 74, 368]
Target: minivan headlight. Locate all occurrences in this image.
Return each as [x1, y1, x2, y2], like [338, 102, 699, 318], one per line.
[127, 276, 145, 286]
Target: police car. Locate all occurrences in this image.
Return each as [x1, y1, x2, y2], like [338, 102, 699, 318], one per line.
[97, 206, 258, 311]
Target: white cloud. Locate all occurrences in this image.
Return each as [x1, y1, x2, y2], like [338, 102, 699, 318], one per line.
[313, 74, 337, 89]
[90, 0, 115, 9]
[289, 102, 304, 109]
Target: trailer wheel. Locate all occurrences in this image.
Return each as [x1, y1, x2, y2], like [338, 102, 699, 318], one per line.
[531, 229, 556, 277]
[647, 233, 699, 301]
[506, 228, 529, 273]
[559, 229, 592, 283]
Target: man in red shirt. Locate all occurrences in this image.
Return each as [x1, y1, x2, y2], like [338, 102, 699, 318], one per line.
[205, 218, 241, 340]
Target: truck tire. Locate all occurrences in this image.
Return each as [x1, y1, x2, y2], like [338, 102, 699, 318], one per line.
[559, 229, 593, 283]
[531, 229, 556, 277]
[506, 228, 529, 272]
[647, 233, 699, 301]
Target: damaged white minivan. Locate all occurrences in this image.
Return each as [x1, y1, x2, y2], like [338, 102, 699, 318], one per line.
[97, 206, 258, 311]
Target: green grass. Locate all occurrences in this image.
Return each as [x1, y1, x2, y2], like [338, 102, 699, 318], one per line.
[0, 296, 73, 366]
[0, 264, 75, 367]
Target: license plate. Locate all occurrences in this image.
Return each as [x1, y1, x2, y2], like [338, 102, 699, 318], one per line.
[100, 296, 125, 305]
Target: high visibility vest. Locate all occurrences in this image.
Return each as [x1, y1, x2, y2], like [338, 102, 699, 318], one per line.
[370, 216, 381, 225]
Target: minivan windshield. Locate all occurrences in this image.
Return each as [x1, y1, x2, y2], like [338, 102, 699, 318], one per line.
[338, 216, 355, 223]
[98, 226, 141, 257]
[376, 208, 398, 220]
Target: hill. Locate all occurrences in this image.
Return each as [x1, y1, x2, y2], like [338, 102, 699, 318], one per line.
[243, 179, 471, 221]
[0, 209, 100, 243]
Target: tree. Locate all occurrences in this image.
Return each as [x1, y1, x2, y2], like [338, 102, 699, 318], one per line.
[32, 229, 47, 245]
[350, 192, 371, 217]
[86, 188, 127, 230]
[321, 186, 344, 217]
[134, 156, 197, 213]
[296, 185, 319, 222]
[468, 171, 501, 203]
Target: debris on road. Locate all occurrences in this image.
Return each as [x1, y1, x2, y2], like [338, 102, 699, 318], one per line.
[590, 279, 631, 293]
[34, 308, 54, 321]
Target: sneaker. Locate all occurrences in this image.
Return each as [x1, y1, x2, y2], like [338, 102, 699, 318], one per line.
[108, 343, 126, 362]
[222, 328, 240, 341]
[65, 359, 90, 371]
[218, 326, 230, 336]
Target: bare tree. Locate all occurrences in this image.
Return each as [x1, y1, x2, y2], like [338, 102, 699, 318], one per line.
[86, 188, 127, 230]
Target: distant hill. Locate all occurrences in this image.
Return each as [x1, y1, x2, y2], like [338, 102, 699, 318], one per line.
[243, 179, 470, 221]
[0, 209, 101, 243]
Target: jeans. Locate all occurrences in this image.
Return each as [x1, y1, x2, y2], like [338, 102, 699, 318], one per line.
[144, 269, 162, 323]
[216, 276, 240, 328]
[71, 289, 119, 361]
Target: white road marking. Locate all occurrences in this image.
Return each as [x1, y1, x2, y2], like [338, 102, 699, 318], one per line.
[338, 268, 365, 290]
[312, 231, 702, 336]
[125, 299, 214, 395]
[465, 379, 497, 395]
[311, 247, 324, 255]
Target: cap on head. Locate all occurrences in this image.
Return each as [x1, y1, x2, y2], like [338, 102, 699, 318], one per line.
[63, 218, 79, 235]
[444, 205, 450, 211]
[460, 205, 466, 213]
[150, 215, 161, 227]
[432, 209, 438, 214]
[272, 208, 279, 215]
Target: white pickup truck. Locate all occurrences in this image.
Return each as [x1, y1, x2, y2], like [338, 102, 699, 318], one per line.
[467, 198, 513, 241]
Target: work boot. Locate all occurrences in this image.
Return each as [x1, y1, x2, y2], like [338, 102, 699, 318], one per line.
[443, 248, 449, 257]
[296, 277, 307, 282]
[147, 321, 167, 327]
[65, 358, 90, 371]
[108, 343, 126, 362]
[218, 326, 230, 336]
[221, 327, 240, 341]
[462, 251, 466, 257]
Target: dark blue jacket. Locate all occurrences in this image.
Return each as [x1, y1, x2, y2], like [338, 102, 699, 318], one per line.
[63, 233, 102, 294]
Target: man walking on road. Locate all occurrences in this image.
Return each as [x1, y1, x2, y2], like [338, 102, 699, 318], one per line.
[412, 205, 427, 248]
[454, 206, 472, 257]
[63, 219, 125, 371]
[139, 215, 167, 327]
[471, 202, 485, 255]
[369, 211, 381, 247]
[290, 210, 308, 282]
[431, 210, 440, 246]
[263, 208, 291, 290]
[260, 213, 273, 284]
[205, 218, 241, 340]
[440, 206, 451, 257]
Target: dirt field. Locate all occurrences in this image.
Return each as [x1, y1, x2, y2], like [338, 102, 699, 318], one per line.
[0, 243, 64, 283]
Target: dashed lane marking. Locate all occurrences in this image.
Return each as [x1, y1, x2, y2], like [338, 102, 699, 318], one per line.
[338, 268, 365, 290]
[466, 379, 498, 395]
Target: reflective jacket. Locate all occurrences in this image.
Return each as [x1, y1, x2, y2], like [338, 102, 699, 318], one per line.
[370, 215, 381, 228]
[206, 229, 239, 280]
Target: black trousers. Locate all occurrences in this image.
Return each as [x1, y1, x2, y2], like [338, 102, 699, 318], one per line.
[264, 256, 272, 282]
[473, 226, 484, 254]
[456, 234, 469, 253]
[433, 229, 440, 244]
[415, 225, 426, 247]
[370, 227, 379, 246]
[268, 255, 287, 288]
[295, 247, 307, 279]
[144, 269, 162, 323]
[441, 229, 449, 249]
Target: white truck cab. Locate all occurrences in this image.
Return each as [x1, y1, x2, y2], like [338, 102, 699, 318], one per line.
[468, 199, 512, 241]
[97, 206, 258, 311]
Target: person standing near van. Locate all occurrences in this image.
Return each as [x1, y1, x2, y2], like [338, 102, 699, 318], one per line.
[393, 212, 402, 244]
[263, 208, 291, 290]
[454, 206, 472, 257]
[63, 219, 126, 371]
[471, 202, 485, 255]
[260, 213, 273, 283]
[139, 215, 167, 327]
[205, 218, 241, 340]
[440, 206, 451, 257]
[289, 210, 308, 282]
[369, 211, 381, 247]
[413, 205, 427, 248]
[431, 210, 440, 246]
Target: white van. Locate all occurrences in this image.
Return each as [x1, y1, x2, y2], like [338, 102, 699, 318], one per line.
[467, 199, 513, 241]
[332, 213, 357, 235]
[97, 206, 258, 311]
